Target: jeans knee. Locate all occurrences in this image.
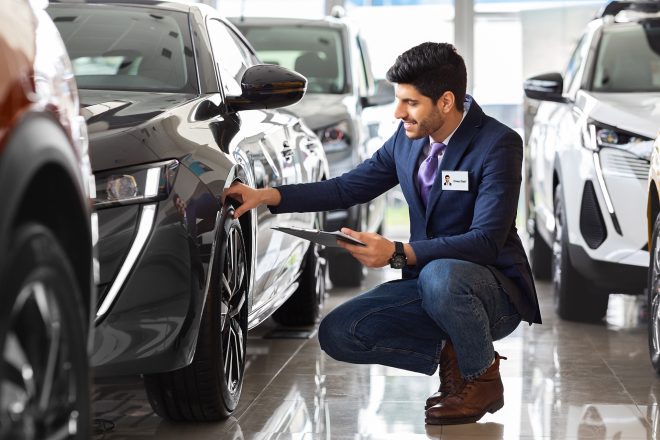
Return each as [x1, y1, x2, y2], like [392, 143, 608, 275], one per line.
[419, 259, 475, 315]
[318, 309, 350, 360]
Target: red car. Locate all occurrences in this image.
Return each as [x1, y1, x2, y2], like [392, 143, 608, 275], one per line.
[0, 0, 95, 438]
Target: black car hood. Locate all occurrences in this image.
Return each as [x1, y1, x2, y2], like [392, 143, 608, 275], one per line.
[288, 93, 351, 130]
[79, 90, 197, 171]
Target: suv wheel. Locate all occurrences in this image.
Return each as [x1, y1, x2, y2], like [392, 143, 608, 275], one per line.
[144, 205, 248, 420]
[648, 214, 660, 373]
[552, 185, 608, 323]
[273, 214, 327, 326]
[530, 220, 552, 281]
[0, 224, 90, 439]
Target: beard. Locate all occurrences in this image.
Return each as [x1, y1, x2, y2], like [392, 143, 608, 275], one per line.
[403, 106, 444, 140]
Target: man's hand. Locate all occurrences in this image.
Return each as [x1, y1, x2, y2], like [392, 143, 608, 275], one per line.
[337, 227, 416, 267]
[222, 182, 281, 218]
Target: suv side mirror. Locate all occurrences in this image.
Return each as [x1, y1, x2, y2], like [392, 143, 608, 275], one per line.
[523, 72, 567, 103]
[362, 79, 395, 108]
[227, 64, 307, 111]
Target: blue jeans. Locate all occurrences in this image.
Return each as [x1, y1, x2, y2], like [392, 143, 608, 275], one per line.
[318, 259, 521, 380]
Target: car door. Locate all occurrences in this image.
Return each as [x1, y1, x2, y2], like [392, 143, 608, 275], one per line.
[206, 18, 306, 311]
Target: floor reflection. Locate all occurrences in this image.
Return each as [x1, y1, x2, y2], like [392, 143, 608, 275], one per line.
[90, 265, 660, 439]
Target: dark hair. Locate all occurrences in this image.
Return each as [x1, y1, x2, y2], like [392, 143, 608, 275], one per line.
[386, 42, 467, 111]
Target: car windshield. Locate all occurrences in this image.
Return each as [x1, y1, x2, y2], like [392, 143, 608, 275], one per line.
[237, 24, 346, 94]
[591, 21, 660, 92]
[47, 4, 197, 93]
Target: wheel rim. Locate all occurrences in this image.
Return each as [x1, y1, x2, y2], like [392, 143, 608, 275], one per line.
[313, 241, 326, 310]
[220, 223, 247, 396]
[1, 281, 79, 440]
[552, 199, 563, 297]
[651, 232, 660, 360]
[313, 217, 326, 311]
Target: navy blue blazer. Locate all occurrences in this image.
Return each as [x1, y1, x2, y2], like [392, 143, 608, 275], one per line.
[272, 97, 541, 324]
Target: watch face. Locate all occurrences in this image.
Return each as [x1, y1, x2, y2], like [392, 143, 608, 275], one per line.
[390, 255, 407, 269]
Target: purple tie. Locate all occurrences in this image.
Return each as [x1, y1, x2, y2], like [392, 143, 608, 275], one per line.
[417, 142, 446, 207]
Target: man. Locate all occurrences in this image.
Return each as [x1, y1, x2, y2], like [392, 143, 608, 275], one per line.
[443, 175, 452, 186]
[224, 42, 541, 425]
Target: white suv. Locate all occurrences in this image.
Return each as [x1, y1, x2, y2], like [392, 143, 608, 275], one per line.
[523, 1, 657, 322]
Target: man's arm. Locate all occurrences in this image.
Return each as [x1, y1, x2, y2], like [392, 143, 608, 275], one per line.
[226, 125, 404, 218]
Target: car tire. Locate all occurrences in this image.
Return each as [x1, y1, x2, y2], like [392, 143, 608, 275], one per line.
[552, 185, 608, 323]
[273, 215, 327, 326]
[329, 206, 366, 287]
[144, 205, 248, 421]
[530, 222, 552, 280]
[0, 223, 90, 439]
[648, 214, 660, 373]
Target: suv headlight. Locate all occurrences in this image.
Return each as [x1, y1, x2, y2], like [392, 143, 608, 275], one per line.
[583, 121, 653, 160]
[316, 120, 352, 153]
[93, 160, 179, 209]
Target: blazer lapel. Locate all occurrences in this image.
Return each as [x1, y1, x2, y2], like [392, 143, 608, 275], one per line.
[425, 98, 485, 222]
[406, 137, 427, 219]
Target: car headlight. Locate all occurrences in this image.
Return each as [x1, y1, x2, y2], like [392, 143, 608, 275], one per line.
[93, 160, 179, 209]
[583, 121, 653, 160]
[316, 120, 352, 153]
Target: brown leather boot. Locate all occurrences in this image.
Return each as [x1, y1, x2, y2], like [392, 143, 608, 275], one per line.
[425, 341, 464, 410]
[425, 353, 507, 425]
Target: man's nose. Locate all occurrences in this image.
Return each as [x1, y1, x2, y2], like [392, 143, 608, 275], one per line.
[393, 101, 406, 120]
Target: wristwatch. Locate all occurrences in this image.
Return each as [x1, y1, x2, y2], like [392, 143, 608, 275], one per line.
[389, 241, 407, 269]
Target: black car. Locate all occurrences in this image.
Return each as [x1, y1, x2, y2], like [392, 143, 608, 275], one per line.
[233, 14, 395, 286]
[0, 0, 96, 438]
[48, 0, 328, 421]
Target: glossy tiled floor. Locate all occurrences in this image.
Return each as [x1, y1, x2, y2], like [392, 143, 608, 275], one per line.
[91, 253, 659, 439]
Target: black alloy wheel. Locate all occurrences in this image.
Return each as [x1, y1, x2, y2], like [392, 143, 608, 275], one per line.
[273, 214, 327, 326]
[552, 185, 607, 323]
[218, 214, 248, 405]
[144, 205, 248, 421]
[0, 224, 90, 440]
[648, 214, 660, 373]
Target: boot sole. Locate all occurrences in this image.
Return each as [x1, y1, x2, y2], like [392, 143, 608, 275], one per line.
[424, 397, 504, 425]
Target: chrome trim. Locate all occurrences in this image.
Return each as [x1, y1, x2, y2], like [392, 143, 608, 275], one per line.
[95, 204, 157, 321]
[593, 152, 614, 214]
[592, 152, 622, 235]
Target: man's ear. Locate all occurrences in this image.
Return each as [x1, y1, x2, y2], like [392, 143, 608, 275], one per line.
[437, 91, 456, 114]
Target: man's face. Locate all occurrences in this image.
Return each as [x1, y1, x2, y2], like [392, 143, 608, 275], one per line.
[393, 84, 444, 140]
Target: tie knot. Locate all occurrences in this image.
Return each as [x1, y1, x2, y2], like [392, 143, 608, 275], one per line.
[430, 142, 446, 156]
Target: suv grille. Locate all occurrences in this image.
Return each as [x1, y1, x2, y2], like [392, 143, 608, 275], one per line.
[599, 147, 650, 180]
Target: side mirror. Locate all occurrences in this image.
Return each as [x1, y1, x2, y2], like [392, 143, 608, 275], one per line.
[226, 64, 307, 112]
[523, 72, 566, 103]
[362, 79, 395, 108]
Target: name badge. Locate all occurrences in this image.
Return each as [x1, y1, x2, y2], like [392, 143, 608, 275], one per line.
[441, 171, 469, 191]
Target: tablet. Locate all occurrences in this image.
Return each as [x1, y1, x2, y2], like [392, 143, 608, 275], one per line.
[272, 226, 367, 247]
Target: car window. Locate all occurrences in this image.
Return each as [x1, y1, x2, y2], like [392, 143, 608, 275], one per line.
[563, 35, 588, 95]
[356, 36, 369, 96]
[237, 25, 346, 94]
[592, 22, 660, 92]
[207, 19, 252, 97]
[47, 5, 196, 93]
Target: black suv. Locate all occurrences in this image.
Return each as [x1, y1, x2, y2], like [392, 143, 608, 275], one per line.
[233, 14, 395, 286]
